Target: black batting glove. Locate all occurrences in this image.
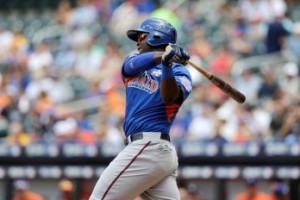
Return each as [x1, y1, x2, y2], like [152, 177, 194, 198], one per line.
[161, 44, 176, 67]
[162, 44, 190, 67]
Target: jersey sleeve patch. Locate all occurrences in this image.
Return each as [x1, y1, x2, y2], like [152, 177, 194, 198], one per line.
[179, 76, 192, 92]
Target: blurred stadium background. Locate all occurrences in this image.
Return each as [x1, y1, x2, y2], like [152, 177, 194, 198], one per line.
[0, 0, 299, 199]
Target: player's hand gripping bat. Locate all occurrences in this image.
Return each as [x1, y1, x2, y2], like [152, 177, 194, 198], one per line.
[187, 60, 246, 103]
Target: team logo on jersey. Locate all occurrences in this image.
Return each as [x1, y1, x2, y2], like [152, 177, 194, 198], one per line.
[128, 73, 158, 93]
[151, 70, 162, 77]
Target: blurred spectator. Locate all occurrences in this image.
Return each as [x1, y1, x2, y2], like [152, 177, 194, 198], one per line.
[21, 108, 45, 138]
[6, 121, 31, 146]
[12, 180, 44, 200]
[228, 11, 254, 57]
[257, 68, 281, 100]
[151, 2, 182, 31]
[56, 0, 73, 25]
[108, 0, 145, 45]
[246, 15, 268, 55]
[286, 22, 300, 61]
[179, 183, 201, 200]
[268, 180, 290, 200]
[53, 117, 78, 143]
[70, 31, 104, 80]
[209, 44, 236, 75]
[234, 179, 271, 200]
[94, 106, 124, 145]
[209, 117, 228, 145]
[73, 111, 97, 144]
[179, 187, 190, 200]
[97, 40, 123, 92]
[0, 89, 12, 111]
[47, 74, 75, 104]
[67, 0, 98, 27]
[0, 111, 8, 137]
[238, 0, 261, 23]
[234, 121, 253, 143]
[238, 0, 287, 24]
[34, 91, 54, 114]
[10, 26, 28, 53]
[278, 62, 299, 101]
[24, 69, 74, 104]
[54, 46, 77, 72]
[78, 179, 95, 200]
[131, 0, 155, 15]
[265, 14, 291, 54]
[270, 94, 300, 144]
[91, 0, 115, 23]
[27, 41, 53, 73]
[188, 28, 213, 63]
[187, 101, 217, 141]
[57, 179, 74, 200]
[278, 102, 300, 142]
[214, 100, 240, 142]
[105, 87, 125, 118]
[65, 69, 90, 99]
[239, 103, 272, 141]
[169, 108, 191, 141]
[235, 68, 262, 102]
[95, 40, 125, 119]
[0, 26, 13, 59]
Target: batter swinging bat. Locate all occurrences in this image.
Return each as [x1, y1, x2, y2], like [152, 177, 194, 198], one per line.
[187, 60, 246, 103]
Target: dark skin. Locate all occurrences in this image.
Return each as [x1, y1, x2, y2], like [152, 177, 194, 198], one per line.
[137, 33, 183, 105]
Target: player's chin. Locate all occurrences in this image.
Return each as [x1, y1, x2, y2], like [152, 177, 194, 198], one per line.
[138, 48, 151, 54]
[138, 48, 145, 54]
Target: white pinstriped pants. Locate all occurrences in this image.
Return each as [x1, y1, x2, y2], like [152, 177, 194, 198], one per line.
[89, 132, 180, 200]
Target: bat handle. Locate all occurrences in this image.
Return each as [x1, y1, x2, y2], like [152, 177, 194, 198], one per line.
[187, 60, 212, 79]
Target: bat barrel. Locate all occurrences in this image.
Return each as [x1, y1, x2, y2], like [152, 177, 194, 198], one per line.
[210, 76, 246, 103]
[187, 60, 246, 103]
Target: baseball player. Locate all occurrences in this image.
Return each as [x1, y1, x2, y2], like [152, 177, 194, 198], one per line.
[89, 18, 192, 200]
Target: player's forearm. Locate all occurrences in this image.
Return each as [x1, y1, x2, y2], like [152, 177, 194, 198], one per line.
[123, 52, 164, 76]
[160, 66, 180, 104]
[161, 79, 180, 104]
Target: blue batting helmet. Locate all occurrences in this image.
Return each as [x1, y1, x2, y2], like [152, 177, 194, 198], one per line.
[127, 18, 177, 46]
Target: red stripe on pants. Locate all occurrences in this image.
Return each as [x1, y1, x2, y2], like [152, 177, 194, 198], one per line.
[101, 141, 151, 200]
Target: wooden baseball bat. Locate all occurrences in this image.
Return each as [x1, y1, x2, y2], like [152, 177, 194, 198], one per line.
[187, 60, 246, 103]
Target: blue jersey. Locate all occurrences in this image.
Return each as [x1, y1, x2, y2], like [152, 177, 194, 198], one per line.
[121, 53, 192, 137]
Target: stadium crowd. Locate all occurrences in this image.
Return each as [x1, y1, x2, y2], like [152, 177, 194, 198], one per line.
[0, 0, 299, 148]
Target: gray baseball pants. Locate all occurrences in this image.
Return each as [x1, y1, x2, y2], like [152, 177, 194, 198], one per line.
[89, 132, 180, 200]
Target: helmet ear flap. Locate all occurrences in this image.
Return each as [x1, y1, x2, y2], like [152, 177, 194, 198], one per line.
[153, 35, 161, 39]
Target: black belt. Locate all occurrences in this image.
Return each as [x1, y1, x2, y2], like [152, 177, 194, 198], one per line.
[125, 132, 170, 145]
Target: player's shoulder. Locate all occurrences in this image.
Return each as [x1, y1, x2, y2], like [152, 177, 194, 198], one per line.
[122, 51, 139, 66]
[125, 51, 139, 60]
[172, 63, 191, 75]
